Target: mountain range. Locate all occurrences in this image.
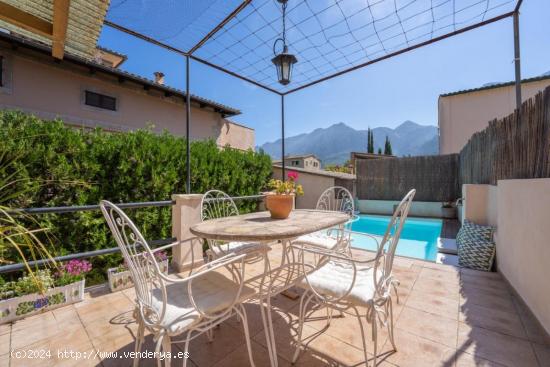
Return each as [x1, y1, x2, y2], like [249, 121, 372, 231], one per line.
[259, 121, 438, 165]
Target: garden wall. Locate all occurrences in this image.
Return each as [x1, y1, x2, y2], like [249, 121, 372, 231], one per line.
[356, 154, 460, 202]
[459, 86, 550, 186]
[0, 111, 272, 284]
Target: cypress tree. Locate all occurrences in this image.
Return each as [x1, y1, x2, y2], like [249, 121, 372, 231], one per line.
[384, 135, 393, 155]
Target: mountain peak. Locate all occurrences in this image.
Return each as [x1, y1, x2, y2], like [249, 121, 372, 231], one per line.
[259, 120, 438, 163]
[396, 120, 419, 129]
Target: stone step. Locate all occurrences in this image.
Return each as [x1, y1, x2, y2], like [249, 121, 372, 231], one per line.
[437, 237, 458, 255]
[436, 252, 459, 266]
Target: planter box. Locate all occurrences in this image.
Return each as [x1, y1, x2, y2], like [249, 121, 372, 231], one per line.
[108, 259, 168, 292]
[0, 280, 85, 324]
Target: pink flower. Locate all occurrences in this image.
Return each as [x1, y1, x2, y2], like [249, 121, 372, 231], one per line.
[61, 259, 92, 276]
[287, 171, 299, 181]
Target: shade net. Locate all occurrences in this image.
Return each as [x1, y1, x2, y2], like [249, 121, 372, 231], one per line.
[106, 0, 519, 94]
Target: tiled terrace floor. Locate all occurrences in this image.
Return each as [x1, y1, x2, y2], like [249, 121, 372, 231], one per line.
[2, 247, 549, 367]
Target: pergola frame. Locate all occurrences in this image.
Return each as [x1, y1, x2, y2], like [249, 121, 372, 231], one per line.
[103, 0, 525, 192]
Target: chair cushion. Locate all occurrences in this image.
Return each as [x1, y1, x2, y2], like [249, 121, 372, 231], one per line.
[293, 232, 339, 250]
[151, 271, 255, 334]
[298, 261, 382, 306]
[211, 241, 269, 255]
[457, 220, 496, 272]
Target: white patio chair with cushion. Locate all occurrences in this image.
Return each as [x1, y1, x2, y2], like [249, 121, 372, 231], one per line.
[201, 190, 270, 261]
[292, 186, 355, 253]
[100, 200, 257, 367]
[291, 189, 416, 367]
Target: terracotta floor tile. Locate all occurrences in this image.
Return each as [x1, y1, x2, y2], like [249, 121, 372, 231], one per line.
[98, 334, 160, 367]
[421, 261, 460, 274]
[184, 321, 247, 367]
[406, 289, 459, 320]
[396, 307, 458, 348]
[10, 311, 62, 349]
[460, 274, 510, 296]
[379, 329, 456, 367]
[513, 297, 550, 346]
[412, 277, 460, 301]
[11, 327, 94, 367]
[254, 315, 332, 363]
[0, 330, 10, 356]
[86, 314, 139, 347]
[532, 343, 550, 367]
[224, 301, 268, 336]
[453, 350, 507, 367]
[0, 353, 9, 367]
[3, 257, 547, 367]
[211, 339, 289, 367]
[10, 309, 56, 332]
[457, 323, 538, 367]
[303, 327, 374, 367]
[419, 267, 461, 284]
[459, 303, 527, 339]
[460, 268, 502, 280]
[0, 323, 11, 335]
[459, 287, 516, 315]
[299, 306, 390, 352]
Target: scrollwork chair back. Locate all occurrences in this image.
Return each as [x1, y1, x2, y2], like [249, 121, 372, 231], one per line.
[316, 186, 354, 215]
[100, 200, 167, 329]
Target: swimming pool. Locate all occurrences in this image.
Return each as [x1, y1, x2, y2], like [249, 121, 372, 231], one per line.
[347, 214, 443, 261]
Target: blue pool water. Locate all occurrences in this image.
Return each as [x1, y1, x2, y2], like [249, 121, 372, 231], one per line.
[347, 215, 443, 261]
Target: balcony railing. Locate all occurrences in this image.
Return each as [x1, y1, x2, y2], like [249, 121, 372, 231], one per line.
[0, 194, 265, 274]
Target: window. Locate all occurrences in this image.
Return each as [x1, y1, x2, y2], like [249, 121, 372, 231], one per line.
[85, 90, 117, 111]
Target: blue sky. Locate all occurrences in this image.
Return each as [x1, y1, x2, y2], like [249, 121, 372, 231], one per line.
[98, 0, 550, 145]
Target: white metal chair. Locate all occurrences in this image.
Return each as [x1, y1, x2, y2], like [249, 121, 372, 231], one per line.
[293, 186, 355, 253]
[201, 190, 270, 261]
[100, 200, 257, 367]
[291, 189, 416, 367]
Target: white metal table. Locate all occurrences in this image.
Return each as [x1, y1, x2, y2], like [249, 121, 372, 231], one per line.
[190, 209, 349, 367]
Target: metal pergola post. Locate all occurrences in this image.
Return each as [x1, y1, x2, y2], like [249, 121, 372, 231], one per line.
[185, 55, 191, 193]
[513, 10, 522, 118]
[281, 94, 285, 180]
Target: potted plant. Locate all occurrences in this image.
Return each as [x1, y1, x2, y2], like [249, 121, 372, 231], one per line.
[0, 260, 91, 324]
[107, 251, 169, 292]
[441, 201, 457, 219]
[265, 171, 304, 219]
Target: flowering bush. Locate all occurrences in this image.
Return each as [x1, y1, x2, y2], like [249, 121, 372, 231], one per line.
[0, 261, 91, 299]
[55, 260, 92, 287]
[268, 171, 304, 196]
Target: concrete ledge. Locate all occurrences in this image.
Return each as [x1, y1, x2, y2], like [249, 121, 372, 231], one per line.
[357, 200, 456, 218]
[437, 238, 458, 255]
[436, 253, 459, 266]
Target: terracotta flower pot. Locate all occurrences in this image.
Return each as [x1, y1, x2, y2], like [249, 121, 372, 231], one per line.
[265, 194, 294, 219]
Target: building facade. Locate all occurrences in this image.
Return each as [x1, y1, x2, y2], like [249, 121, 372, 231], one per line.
[438, 75, 550, 154]
[274, 154, 321, 170]
[0, 32, 255, 150]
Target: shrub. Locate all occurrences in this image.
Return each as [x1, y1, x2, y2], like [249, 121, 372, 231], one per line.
[0, 110, 272, 284]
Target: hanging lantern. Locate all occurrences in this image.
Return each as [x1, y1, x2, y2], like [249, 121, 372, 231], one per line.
[272, 0, 297, 85]
[272, 45, 297, 85]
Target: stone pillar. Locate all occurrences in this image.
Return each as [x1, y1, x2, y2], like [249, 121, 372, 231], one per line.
[171, 194, 204, 272]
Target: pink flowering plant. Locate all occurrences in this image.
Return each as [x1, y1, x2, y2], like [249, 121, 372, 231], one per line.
[268, 171, 304, 196]
[55, 259, 92, 287]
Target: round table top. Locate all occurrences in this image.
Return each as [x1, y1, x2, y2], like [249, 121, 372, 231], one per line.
[190, 209, 350, 242]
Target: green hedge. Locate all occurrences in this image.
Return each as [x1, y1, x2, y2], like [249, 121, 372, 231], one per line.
[0, 110, 272, 284]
